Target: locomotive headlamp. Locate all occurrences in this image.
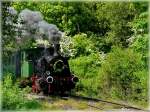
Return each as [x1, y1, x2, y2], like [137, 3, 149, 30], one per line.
[53, 60, 64, 72]
[72, 77, 79, 83]
[46, 76, 53, 83]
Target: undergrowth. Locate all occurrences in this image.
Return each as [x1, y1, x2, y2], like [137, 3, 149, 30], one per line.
[2, 73, 41, 110]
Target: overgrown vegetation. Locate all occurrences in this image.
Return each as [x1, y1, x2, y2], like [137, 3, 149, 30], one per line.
[2, 1, 148, 110]
[99, 47, 148, 101]
[2, 74, 41, 110]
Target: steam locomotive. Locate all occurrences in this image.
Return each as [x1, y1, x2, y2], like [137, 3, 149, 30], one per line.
[16, 44, 79, 95]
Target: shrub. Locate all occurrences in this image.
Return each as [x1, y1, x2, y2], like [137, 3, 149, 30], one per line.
[72, 33, 96, 57]
[60, 35, 76, 57]
[2, 73, 41, 110]
[69, 53, 102, 97]
[130, 34, 148, 66]
[99, 46, 148, 102]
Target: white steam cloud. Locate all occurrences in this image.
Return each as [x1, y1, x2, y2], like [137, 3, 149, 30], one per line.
[17, 9, 63, 45]
[6, 7, 72, 57]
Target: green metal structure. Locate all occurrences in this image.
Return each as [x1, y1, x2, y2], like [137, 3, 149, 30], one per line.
[21, 52, 32, 77]
[9, 47, 45, 78]
[21, 51, 33, 77]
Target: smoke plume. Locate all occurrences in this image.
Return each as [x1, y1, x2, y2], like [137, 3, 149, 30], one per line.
[17, 9, 63, 45]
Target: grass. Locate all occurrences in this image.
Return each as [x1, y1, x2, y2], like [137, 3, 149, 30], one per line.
[38, 96, 89, 110]
[31, 95, 134, 111]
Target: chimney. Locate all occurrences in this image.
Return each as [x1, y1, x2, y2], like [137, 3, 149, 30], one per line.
[53, 44, 60, 56]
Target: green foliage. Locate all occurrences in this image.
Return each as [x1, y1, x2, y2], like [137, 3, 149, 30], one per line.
[72, 33, 97, 57]
[130, 34, 148, 65]
[88, 32, 112, 53]
[2, 1, 148, 107]
[131, 11, 148, 34]
[19, 38, 36, 49]
[69, 53, 102, 97]
[10, 2, 148, 49]
[12, 2, 99, 35]
[129, 10, 148, 66]
[96, 2, 136, 47]
[2, 2, 18, 61]
[2, 74, 41, 110]
[99, 46, 148, 102]
[60, 35, 76, 57]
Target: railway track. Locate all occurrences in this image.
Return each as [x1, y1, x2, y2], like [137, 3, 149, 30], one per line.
[27, 93, 148, 111]
[68, 95, 148, 111]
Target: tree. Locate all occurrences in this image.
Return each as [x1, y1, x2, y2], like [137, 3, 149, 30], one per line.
[12, 2, 102, 35]
[96, 2, 136, 47]
[129, 3, 148, 68]
[2, 2, 18, 61]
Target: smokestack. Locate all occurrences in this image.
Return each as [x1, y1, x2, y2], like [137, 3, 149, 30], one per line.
[48, 25, 62, 56]
[53, 44, 60, 56]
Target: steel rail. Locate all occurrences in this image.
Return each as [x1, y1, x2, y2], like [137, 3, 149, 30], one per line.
[69, 95, 147, 111]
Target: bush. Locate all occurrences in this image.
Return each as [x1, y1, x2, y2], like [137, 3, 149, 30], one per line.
[130, 34, 148, 66]
[2, 73, 41, 110]
[69, 53, 102, 97]
[60, 35, 76, 57]
[72, 33, 96, 57]
[99, 46, 148, 102]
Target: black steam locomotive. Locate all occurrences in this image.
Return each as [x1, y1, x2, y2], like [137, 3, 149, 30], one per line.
[17, 44, 78, 95]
